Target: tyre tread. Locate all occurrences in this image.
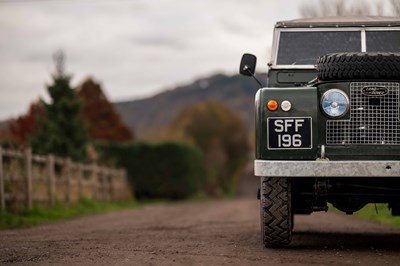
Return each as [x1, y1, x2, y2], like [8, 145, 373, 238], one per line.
[316, 52, 400, 81]
[260, 176, 292, 247]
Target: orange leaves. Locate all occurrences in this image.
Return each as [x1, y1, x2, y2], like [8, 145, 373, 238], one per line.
[76, 78, 134, 142]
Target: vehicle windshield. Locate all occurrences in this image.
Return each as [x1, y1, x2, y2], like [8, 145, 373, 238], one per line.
[276, 31, 361, 65]
[276, 30, 400, 65]
[366, 31, 400, 52]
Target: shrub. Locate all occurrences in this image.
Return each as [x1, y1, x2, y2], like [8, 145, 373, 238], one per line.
[96, 142, 204, 199]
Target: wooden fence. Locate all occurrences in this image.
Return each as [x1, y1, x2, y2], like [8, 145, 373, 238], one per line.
[0, 147, 132, 212]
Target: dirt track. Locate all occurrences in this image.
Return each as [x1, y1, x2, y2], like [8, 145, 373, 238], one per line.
[2, 197, 400, 266]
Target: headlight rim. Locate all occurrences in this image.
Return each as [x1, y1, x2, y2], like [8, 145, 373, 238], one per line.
[320, 88, 350, 119]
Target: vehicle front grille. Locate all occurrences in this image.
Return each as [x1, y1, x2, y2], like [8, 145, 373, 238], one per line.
[326, 82, 400, 145]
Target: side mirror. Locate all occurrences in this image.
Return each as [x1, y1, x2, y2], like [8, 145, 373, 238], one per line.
[240, 53, 257, 76]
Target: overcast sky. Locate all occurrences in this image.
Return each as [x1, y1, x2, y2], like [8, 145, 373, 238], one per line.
[0, 0, 396, 120]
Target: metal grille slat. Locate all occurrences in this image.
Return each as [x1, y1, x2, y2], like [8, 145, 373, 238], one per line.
[326, 82, 400, 145]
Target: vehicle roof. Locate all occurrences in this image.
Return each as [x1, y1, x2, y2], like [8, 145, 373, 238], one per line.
[276, 16, 400, 28]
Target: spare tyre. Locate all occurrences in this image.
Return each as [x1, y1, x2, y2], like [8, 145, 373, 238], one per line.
[316, 52, 400, 81]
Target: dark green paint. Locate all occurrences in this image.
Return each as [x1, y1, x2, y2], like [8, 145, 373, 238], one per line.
[267, 69, 317, 87]
[256, 81, 400, 161]
[256, 86, 318, 160]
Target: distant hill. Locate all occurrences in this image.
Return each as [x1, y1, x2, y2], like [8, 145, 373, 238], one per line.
[114, 73, 266, 139]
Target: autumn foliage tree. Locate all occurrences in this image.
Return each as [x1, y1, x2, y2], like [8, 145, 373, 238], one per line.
[6, 72, 133, 149]
[9, 102, 44, 145]
[76, 78, 133, 142]
[170, 101, 249, 195]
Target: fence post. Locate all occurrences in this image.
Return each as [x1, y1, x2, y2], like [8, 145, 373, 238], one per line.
[0, 147, 5, 211]
[47, 154, 55, 206]
[120, 169, 128, 200]
[0, 149, 131, 209]
[92, 164, 98, 200]
[78, 163, 83, 199]
[102, 168, 108, 201]
[65, 158, 71, 203]
[103, 169, 109, 201]
[108, 170, 113, 201]
[106, 169, 111, 201]
[98, 167, 103, 201]
[24, 148, 32, 209]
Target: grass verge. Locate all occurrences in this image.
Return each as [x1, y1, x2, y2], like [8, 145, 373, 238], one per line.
[352, 203, 400, 227]
[0, 199, 138, 230]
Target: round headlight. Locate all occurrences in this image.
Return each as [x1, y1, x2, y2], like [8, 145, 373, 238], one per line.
[321, 89, 349, 118]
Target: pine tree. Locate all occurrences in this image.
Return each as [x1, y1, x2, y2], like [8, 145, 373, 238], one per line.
[30, 51, 88, 161]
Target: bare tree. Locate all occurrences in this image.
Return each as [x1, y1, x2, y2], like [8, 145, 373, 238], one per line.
[351, 4, 373, 16]
[390, 0, 400, 15]
[375, 2, 384, 16]
[299, 4, 318, 18]
[299, 0, 400, 18]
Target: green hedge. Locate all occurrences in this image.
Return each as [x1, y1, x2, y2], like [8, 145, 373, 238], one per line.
[96, 142, 204, 199]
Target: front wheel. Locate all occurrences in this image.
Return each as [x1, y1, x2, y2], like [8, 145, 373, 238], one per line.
[260, 176, 292, 247]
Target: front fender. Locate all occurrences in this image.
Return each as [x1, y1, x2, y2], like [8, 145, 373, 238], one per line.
[255, 86, 319, 160]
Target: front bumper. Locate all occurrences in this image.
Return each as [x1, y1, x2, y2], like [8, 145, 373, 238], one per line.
[255, 160, 400, 177]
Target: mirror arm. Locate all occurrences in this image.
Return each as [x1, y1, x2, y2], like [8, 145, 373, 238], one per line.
[243, 65, 263, 87]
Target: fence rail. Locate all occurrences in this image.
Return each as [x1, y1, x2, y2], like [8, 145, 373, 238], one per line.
[0, 147, 132, 212]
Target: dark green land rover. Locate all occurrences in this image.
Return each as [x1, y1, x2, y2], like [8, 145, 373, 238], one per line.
[240, 16, 400, 247]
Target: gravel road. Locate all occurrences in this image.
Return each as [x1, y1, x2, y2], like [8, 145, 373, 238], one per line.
[2, 197, 400, 266]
